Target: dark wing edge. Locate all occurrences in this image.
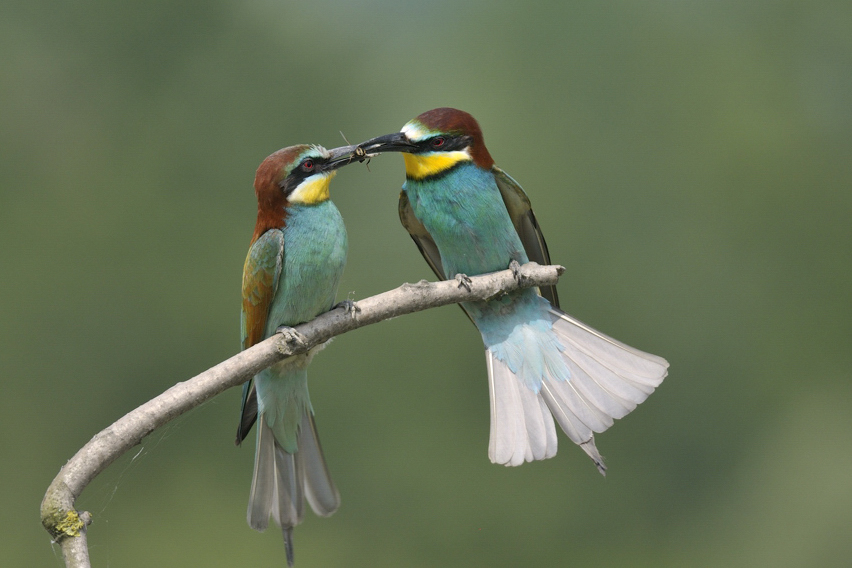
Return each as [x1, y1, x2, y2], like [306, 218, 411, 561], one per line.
[235, 381, 258, 445]
[492, 166, 560, 308]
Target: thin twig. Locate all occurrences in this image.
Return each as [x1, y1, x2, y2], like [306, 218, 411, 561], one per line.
[41, 262, 564, 568]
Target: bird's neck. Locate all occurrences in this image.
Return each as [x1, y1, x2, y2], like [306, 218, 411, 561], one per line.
[251, 197, 288, 244]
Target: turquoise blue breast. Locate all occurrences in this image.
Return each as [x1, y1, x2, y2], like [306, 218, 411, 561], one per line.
[264, 200, 347, 337]
[403, 163, 528, 278]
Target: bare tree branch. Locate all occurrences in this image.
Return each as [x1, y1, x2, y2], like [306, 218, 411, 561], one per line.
[41, 262, 564, 568]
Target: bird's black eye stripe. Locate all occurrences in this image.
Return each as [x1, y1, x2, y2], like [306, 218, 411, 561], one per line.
[278, 157, 327, 195]
[418, 134, 472, 153]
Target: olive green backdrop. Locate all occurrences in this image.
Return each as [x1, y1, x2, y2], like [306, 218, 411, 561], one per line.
[2, 1, 850, 566]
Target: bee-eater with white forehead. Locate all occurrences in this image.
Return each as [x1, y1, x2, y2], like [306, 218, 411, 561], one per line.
[235, 144, 359, 565]
[357, 108, 669, 473]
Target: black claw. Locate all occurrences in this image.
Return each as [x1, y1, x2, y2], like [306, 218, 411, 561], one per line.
[455, 273, 473, 292]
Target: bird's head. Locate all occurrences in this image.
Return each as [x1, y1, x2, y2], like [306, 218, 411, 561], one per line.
[251, 144, 360, 241]
[255, 144, 360, 207]
[357, 108, 494, 180]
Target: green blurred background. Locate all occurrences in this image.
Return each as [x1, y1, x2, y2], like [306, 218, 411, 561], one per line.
[3, 1, 851, 566]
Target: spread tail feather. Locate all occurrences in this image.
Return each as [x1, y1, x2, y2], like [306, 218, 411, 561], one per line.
[485, 308, 668, 473]
[487, 350, 558, 466]
[247, 411, 340, 565]
[298, 411, 341, 517]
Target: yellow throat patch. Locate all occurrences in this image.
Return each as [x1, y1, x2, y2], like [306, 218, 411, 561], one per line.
[403, 151, 471, 180]
[289, 171, 336, 204]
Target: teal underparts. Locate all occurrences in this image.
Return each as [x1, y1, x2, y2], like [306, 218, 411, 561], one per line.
[468, 291, 569, 393]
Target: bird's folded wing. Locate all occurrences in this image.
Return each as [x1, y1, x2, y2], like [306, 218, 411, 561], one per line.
[492, 166, 560, 308]
[236, 229, 285, 444]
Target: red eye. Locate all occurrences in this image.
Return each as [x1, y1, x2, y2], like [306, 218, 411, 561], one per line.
[301, 159, 314, 171]
[431, 137, 445, 148]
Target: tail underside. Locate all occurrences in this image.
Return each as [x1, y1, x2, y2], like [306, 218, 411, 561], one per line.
[487, 307, 669, 472]
[247, 411, 340, 566]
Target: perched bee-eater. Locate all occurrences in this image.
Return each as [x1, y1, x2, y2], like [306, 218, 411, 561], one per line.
[235, 144, 358, 565]
[357, 108, 669, 472]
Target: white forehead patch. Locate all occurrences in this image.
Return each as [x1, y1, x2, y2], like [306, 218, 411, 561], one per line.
[301, 144, 331, 161]
[401, 121, 434, 143]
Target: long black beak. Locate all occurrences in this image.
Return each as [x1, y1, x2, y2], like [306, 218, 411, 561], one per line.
[356, 132, 418, 155]
[324, 144, 365, 171]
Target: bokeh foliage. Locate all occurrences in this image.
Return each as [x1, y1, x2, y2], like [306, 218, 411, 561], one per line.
[2, 1, 851, 566]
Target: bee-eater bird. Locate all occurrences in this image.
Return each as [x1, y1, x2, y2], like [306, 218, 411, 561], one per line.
[235, 143, 358, 566]
[357, 108, 669, 473]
